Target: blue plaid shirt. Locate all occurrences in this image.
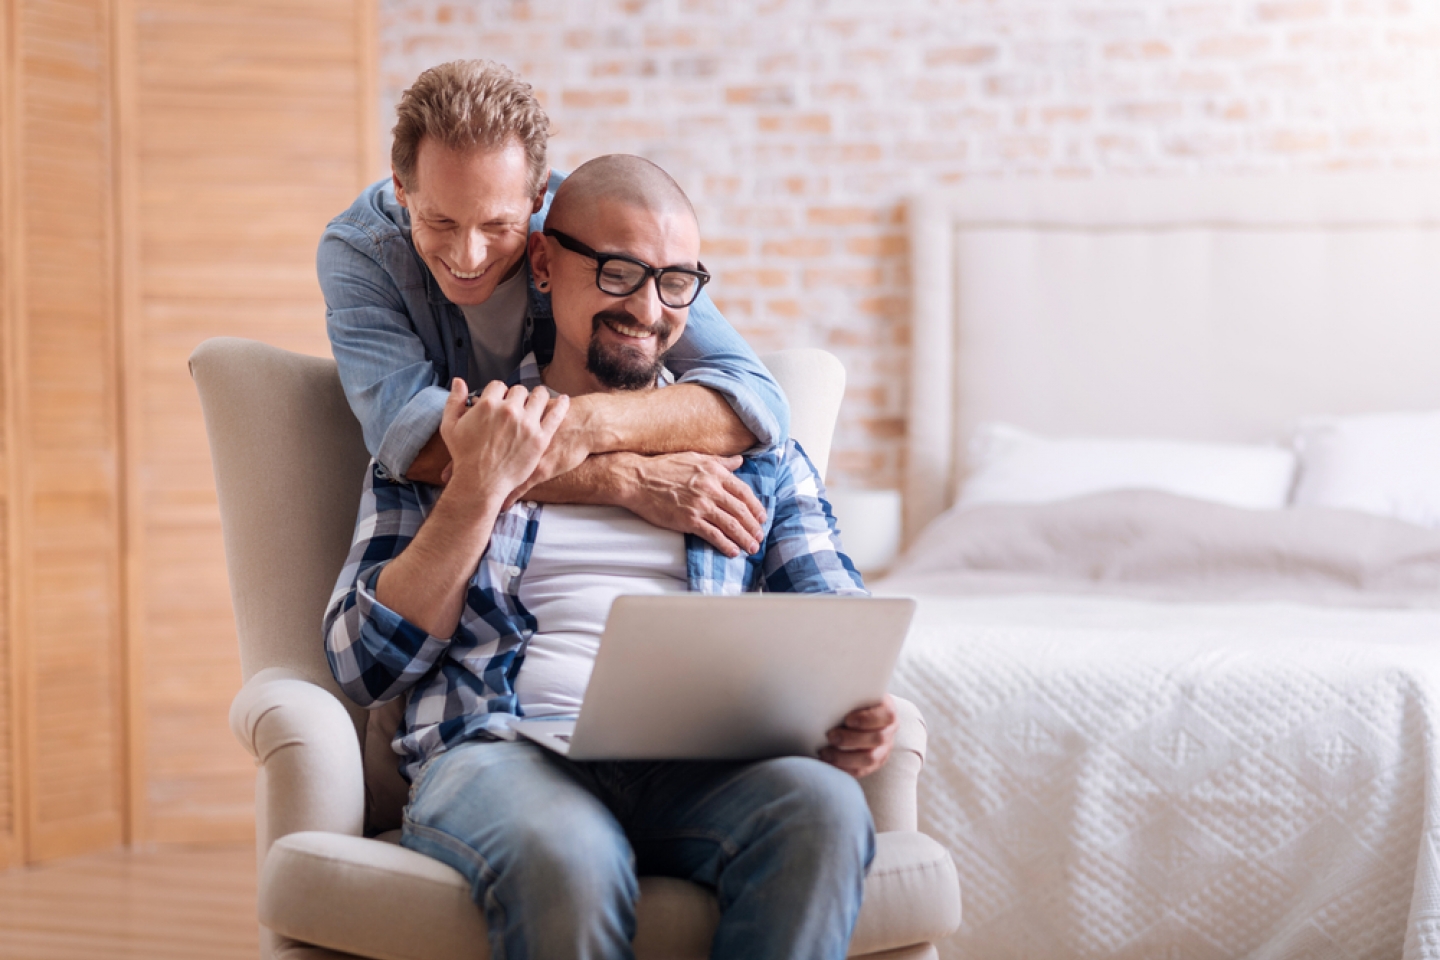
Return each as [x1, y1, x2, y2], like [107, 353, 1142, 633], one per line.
[323, 356, 867, 781]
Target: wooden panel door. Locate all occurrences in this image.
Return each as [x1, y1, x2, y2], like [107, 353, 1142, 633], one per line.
[123, 0, 376, 842]
[10, 0, 127, 862]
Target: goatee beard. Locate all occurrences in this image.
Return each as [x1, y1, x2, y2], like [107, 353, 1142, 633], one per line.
[587, 310, 674, 390]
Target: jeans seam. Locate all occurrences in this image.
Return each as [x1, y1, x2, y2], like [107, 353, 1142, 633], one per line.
[401, 815, 502, 891]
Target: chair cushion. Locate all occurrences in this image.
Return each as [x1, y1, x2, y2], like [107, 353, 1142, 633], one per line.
[260, 829, 960, 960]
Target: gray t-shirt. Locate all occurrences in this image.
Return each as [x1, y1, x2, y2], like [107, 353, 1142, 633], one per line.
[459, 263, 529, 386]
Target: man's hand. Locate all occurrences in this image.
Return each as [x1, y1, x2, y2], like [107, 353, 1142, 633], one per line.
[374, 381, 567, 641]
[442, 379, 568, 497]
[820, 694, 898, 779]
[504, 394, 599, 505]
[619, 452, 766, 557]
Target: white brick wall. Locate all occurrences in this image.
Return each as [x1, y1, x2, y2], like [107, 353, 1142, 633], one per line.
[380, 0, 1440, 489]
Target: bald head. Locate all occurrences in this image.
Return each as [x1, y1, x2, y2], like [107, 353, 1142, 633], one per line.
[528, 154, 706, 397]
[546, 154, 698, 233]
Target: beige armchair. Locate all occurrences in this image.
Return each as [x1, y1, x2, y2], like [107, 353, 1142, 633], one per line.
[191, 337, 961, 960]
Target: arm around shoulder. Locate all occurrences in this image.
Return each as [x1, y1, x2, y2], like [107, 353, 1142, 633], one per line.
[520, 293, 790, 491]
[661, 288, 791, 450]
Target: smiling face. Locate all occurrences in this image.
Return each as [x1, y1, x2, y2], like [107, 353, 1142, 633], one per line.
[530, 197, 701, 397]
[393, 137, 543, 306]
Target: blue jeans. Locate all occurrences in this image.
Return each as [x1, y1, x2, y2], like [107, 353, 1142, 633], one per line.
[400, 740, 875, 960]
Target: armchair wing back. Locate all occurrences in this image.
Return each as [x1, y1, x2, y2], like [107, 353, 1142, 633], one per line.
[761, 346, 846, 477]
[191, 338, 370, 697]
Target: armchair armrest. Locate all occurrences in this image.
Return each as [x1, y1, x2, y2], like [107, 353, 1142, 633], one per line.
[230, 666, 367, 858]
[859, 696, 926, 833]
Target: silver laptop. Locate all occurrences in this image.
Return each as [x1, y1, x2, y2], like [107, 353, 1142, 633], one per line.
[510, 594, 915, 761]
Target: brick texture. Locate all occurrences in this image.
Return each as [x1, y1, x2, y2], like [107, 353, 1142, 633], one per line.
[380, 0, 1440, 491]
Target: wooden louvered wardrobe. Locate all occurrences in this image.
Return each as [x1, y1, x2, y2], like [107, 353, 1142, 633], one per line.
[0, 0, 377, 865]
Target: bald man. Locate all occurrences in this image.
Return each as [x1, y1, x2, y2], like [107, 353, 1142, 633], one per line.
[324, 156, 897, 960]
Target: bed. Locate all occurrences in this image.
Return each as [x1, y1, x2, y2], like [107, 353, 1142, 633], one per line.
[875, 174, 1440, 959]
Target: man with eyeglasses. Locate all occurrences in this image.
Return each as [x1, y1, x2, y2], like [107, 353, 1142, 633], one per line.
[318, 59, 783, 558]
[324, 154, 898, 960]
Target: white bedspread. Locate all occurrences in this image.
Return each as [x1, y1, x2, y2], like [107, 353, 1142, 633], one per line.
[884, 591, 1440, 960]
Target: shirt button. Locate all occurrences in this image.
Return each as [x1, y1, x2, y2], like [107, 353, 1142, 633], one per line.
[507, 565, 522, 578]
[524, 501, 538, 509]
[454, 337, 463, 348]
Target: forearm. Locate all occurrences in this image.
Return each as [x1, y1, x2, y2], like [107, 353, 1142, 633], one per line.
[405, 430, 451, 485]
[579, 384, 755, 457]
[523, 452, 638, 507]
[662, 286, 791, 447]
[375, 480, 504, 637]
[526, 451, 766, 558]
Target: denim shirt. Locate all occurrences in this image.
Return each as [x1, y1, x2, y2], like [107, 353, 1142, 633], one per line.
[318, 176, 791, 479]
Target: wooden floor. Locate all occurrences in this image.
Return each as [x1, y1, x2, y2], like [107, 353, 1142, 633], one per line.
[0, 843, 258, 960]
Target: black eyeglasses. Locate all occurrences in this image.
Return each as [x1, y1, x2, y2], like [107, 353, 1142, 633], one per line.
[543, 228, 711, 308]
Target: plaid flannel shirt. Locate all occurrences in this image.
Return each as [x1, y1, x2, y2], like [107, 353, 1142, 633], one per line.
[323, 354, 867, 781]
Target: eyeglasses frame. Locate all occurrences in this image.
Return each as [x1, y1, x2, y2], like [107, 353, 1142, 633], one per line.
[542, 228, 711, 308]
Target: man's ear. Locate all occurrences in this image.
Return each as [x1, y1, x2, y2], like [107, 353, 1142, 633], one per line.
[530, 169, 550, 215]
[528, 231, 551, 287]
[393, 170, 409, 208]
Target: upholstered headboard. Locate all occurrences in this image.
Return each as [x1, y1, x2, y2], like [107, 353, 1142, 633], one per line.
[902, 174, 1440, 542]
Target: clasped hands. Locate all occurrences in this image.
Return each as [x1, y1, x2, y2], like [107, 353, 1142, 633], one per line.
[443, 378, 766, 559]
[440, 379, 570, 500]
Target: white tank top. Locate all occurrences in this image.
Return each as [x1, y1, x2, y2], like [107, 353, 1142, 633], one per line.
[514, 504, 688, 717]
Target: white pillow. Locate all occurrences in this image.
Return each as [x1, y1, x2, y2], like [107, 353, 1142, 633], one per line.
[1292, 410, 1440, 528]
[958, 424, 1297, 510]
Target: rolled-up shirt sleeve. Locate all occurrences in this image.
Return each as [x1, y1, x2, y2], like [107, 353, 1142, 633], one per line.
[664, 288, 791, 451]
[319, 227, 445, 479]
[374, 385, 448, 481]
[323, 465, 451, 706]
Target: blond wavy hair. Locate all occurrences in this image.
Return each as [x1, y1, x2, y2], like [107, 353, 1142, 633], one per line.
[391, 60, 551, 196]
